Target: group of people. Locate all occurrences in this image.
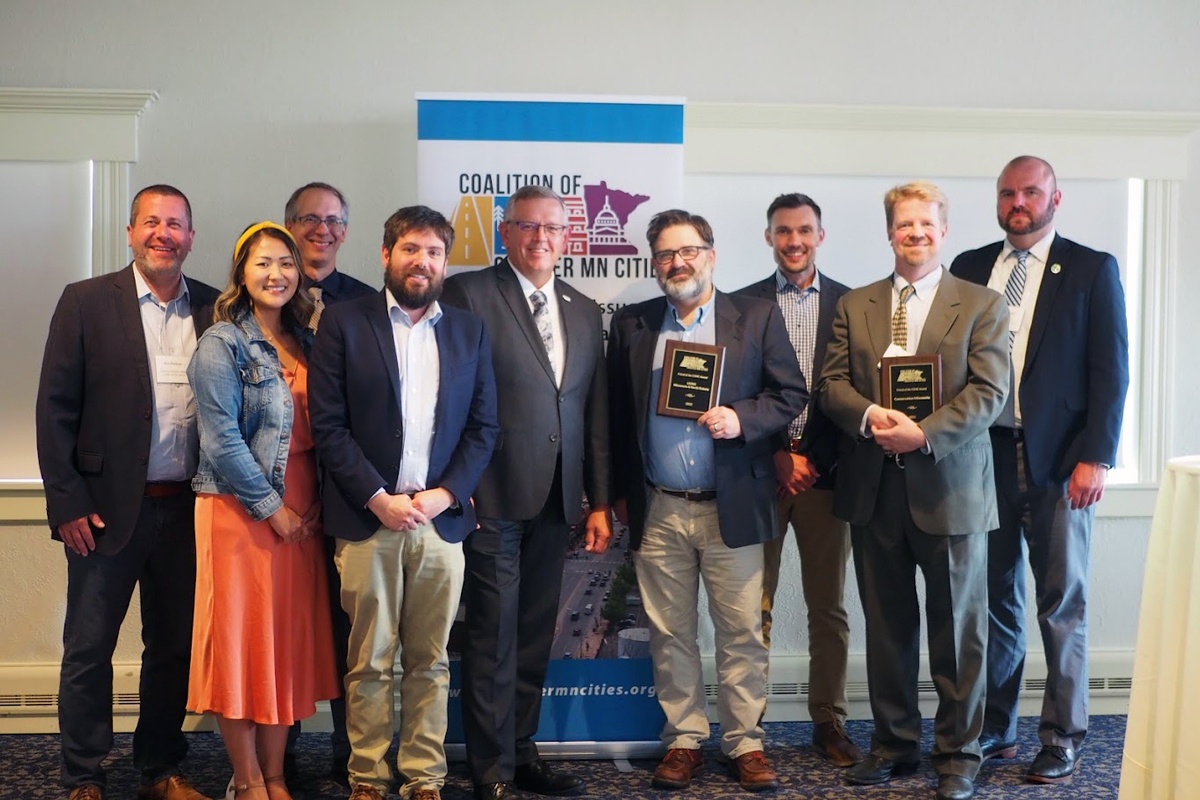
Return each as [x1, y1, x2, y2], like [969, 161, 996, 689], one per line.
[35, 154, 1127, 800]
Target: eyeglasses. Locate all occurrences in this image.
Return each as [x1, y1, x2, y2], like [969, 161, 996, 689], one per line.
[651, 245, 712, 266]
[507, 220, 568, 236]
[293, 214, 347, 232]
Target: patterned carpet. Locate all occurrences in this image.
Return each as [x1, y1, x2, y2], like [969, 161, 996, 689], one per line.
[2, 716, 1124, 799]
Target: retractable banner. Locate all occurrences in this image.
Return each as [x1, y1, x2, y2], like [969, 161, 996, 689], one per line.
[417, 93, 684, 751]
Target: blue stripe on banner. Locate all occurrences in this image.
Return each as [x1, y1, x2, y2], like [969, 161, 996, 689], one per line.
[418, 99, 684, 144]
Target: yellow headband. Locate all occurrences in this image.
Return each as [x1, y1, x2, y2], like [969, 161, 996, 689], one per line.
[234, 221, 296, 261]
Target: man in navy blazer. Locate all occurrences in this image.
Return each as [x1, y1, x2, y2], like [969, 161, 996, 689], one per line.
[308, 206, 498, 800]
[950, 156, 1129, 784]
[608, 209, 807, 792]
[733, 192, 861, 767]
[36, 185, 218, 800]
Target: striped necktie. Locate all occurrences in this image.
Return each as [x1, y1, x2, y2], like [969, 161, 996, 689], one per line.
[892, 283, 915, 349]
[1005, 250, 1029, 347]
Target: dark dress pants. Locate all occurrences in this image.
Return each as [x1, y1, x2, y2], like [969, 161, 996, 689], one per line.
[985, 434, 1093, 749]
[851, 461, 987, 779]
[461, 465, 568, 786]
[59, 493, 196, 790]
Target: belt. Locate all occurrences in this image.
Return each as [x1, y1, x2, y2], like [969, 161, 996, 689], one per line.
[788, 437, 804, 454]
[144, 481, 192, 498]
[648, 481, 717, 503]
[990, 426, 1024, 441]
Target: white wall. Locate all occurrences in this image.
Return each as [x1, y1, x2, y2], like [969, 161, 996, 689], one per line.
[2, 0, 1198, 686]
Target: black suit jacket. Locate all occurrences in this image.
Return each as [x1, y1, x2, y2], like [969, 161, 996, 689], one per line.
[36, 265, 219, 555]
[308, 293, 499, 543]
[733, 272, 850, 490]
[951, 234, 1129, 487]
[442, 260, 610, 521]
[607, 291, 809, 550]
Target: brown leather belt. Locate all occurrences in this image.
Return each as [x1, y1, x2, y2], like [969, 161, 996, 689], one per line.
[144, 481, 192, 498]
[648, 482, 717, 502]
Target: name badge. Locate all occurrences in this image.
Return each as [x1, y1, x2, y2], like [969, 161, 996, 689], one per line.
[1008, 306, 1024, 332]
[156, 354, 190, 384]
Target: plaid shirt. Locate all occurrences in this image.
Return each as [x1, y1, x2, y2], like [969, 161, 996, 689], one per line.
[775, 269, 820, 440]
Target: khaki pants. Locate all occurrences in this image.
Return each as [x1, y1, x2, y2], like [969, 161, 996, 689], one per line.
[335, 524, 464, 795]
[634, 488, 768, 758]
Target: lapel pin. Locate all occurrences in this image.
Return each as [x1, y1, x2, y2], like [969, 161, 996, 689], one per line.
[1050, 263, 1062, 274]
[563, 294, 572, 302]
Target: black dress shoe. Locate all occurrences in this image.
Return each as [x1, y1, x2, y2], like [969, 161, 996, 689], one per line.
[514, 759, 584, 796]
[474, 782, 521, 800]
[979, 736, 1018, 762]
[845, 754, 919, 785]
[1026, 745, 1080, 784]
[936, 774, 975, 800]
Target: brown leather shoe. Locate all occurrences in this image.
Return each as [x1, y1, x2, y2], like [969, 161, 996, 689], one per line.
[813, 719, 865, 767]
[651, 748, 704, 789]
[411, 789, 441, 800]
[69, 787, 105, 800]
[137, 775, 212, 800]
[348, 784, 385, 800]
[730, 750, 779, 792]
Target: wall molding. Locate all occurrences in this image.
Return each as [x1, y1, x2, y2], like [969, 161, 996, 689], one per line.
[0, 87, 155, 163]
[685, 103, 1200, 179]
[0, 651, 1132, 735]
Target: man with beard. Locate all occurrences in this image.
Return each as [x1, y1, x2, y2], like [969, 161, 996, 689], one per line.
[284, 182, 374, 784]
[37, 185, 219, 800]
[308, 205, 499, 800]
[607, 209, 807, 793]
[817, 182, 1008, 800]
[442, 185, 610, 800]
[733, 193, 861, 767]
[951, 157, 1129, 784]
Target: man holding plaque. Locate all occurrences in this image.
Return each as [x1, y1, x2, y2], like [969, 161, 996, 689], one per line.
[951, 156, 1129, 784]
[607, 209, 807, 792]
[734, 193, 862, 767]
[817, 182, 1008, 800]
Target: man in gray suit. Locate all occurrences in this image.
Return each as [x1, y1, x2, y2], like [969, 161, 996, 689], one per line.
[442, 185, 611, 800]
[817, 182, 1009, 800]
[734, 193, 861, 767]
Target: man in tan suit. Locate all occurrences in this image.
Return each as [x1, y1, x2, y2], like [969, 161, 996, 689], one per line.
[817, 182, 1008, 800]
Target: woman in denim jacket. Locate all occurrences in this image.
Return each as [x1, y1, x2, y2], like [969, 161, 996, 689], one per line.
[186, 222, 339, 800]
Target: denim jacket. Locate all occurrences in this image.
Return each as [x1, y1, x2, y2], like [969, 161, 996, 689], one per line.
[188, 311, 313, 521]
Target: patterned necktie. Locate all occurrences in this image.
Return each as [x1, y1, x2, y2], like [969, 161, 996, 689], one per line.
[308, 286, 324, 332]
[1005, 250, 1029, 349]
[891, 283, 915, 349]
[530, 290, 555, 358]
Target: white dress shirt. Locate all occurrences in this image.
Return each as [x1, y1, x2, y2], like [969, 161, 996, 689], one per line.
[987, 229, 1055, 426]
[386, 290, 442, 494]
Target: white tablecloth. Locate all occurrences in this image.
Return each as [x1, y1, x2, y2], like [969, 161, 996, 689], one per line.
[1119, 456, 1200, 798]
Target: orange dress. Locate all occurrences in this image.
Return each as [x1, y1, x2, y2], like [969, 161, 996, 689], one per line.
[188, 361, 339, 725]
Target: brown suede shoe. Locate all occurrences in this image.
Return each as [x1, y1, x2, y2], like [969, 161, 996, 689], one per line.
[411, 789, 441, 800]
[651, 748, 705, 789]
[348, 785, 385, 800]
[136, 775, 212, 800]
[813, 720, 865, 767]
[69, 787, 104, 800]
[730, 750, 779, 792]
